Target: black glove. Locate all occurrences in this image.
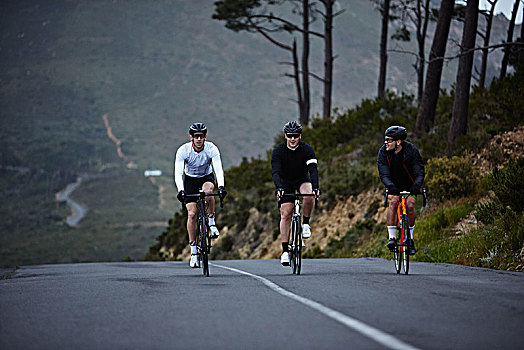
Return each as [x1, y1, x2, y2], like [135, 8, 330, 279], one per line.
[177, 190, 185, 203]
[388, 185, 400, 195]
[409, 183, 421, 195]
[313, 188, 321, 199]
[275, 187, 285, 199]
[218, 186, 227, 200]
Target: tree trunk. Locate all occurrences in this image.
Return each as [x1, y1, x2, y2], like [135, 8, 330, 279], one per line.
[416, 0, 431, 102]
[500, 0, 521, 79]
[292, 40, 305, 124]
[448, 0, 479, 145]
[322, 0, 334, 118]
[479, 0, 498, 88]
[519, 6, 524, 70]
[415, 0, 455, 133]
[378, 0, 390, 99]
[301, 0, 310, 125]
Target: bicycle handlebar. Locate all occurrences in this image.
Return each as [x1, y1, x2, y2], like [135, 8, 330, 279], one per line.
[277, 193, 319, 208]
[383, 188, 428, 208]
[184, 191, 225, 208]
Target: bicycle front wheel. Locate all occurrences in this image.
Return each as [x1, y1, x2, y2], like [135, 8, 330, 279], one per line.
[295, 218, 302, 275]
[290, 218, 297, 274]
[200, 221, 209, 277]
[290, 217, 301, 274]
[394, 245, 401, 274]
[401, 215, 409, 275]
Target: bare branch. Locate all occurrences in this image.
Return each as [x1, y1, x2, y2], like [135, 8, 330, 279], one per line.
[280, 62, 324, 82]
[248, 18, 293, 51]
[389, 42, 524, 63]
[249, 14, 324, 38]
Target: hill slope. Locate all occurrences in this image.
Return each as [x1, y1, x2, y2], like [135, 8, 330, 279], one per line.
[0, 0, 518, 266]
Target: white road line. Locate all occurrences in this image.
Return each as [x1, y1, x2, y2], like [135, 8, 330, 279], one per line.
[212, 263, 421, 350]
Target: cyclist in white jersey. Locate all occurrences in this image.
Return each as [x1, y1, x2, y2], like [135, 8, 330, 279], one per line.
[174, 123, 226, 268]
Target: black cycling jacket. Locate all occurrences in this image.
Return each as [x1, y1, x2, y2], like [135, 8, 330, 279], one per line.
[377, 141, 425, 191]
[271, 141, 319, 189]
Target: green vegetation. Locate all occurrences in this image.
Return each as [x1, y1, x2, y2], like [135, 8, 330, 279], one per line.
[425, 153, 480, 202]
[149, 67, 523, 271]
[1, 1, 521, 268]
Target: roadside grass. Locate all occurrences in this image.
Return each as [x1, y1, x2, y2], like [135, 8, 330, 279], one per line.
[310, 198, 477, 263]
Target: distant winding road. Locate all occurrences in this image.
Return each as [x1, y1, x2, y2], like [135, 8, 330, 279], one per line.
[55, 176, 87, 226]
[1, 259, 523, 349]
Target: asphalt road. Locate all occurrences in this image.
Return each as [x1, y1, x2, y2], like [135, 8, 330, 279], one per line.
[1, 259, 523, 350]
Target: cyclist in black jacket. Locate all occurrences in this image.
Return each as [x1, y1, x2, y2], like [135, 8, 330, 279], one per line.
[377, 126, 425, 255]
[272, 121, 320, 266]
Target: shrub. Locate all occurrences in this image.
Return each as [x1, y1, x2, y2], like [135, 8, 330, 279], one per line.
[425, 153, 479, 202]
[475, 157, 524, 224]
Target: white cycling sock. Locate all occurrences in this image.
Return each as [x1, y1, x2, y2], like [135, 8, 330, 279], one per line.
[387, 226, 397, 239]
[190, 241, 197, 255]
[208, 214, 216, 226]
[410, 226, 415, 239]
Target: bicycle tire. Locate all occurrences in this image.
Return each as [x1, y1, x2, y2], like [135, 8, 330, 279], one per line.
[394, 245, 401, 274]
[402, 215, 409, 275]
[290, 217, 299, 274]
[296, 216, 302, 275]
[394, 218, 402, 274]
[202, 222, 209, 277]
[197, 212, 209, 277]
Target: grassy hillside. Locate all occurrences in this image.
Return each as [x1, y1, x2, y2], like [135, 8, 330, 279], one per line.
[147, 67, 523, 271]
[0, 0, 519, 266]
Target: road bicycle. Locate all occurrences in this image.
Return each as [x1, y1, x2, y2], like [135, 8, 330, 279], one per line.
[278, 193, 318, 275]
[184, 190, 224, 277]
[384, 188, 426, 275]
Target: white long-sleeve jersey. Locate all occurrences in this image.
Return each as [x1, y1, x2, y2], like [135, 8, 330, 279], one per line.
[173, 141, 225, 192]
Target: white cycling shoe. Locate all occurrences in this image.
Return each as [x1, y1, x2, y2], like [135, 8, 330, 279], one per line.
[209, 225, 220, 239]
[302, 224, 311, 239]
[189, 254, 200, 268]
[280, 252, 290, 266]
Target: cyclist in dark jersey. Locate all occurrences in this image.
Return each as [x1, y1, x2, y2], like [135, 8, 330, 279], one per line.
[271, 121, 320, 266]
[377, 126, 425, 255]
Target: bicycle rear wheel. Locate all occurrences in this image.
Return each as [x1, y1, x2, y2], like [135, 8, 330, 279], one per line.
[401, 215, 409, 275]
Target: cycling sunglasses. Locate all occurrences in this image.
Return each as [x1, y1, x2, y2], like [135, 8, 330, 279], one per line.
[192, 133, 206, 139]
[286, 133, 301, 139]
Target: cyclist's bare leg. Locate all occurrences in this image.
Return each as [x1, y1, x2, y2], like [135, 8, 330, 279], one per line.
[386, 195, 400, 226]
[202, 181, 215, 214]
[406, 196, 416, 226]
[186, 203, 198, 242]
[280, 203, 293, 243]
[300, 183, 314, 217]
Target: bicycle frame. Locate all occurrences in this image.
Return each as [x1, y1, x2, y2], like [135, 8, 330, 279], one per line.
[383, 188, 427, 275]
[184, 190, 224, 277]
[396, 191, 410, 275]
[278, 193, 317, 275]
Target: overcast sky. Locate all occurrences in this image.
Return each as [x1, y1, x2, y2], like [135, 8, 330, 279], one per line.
[479, 0, 523, 24]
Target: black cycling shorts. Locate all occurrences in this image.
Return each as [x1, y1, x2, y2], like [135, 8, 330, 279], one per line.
[279, 177, 311, 205]
[184, 173, 215, 204]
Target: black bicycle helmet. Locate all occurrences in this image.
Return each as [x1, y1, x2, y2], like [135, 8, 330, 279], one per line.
[283, 120, 303, 134]
[385, 126, 407, 140]
[189, 122, 207, 135]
